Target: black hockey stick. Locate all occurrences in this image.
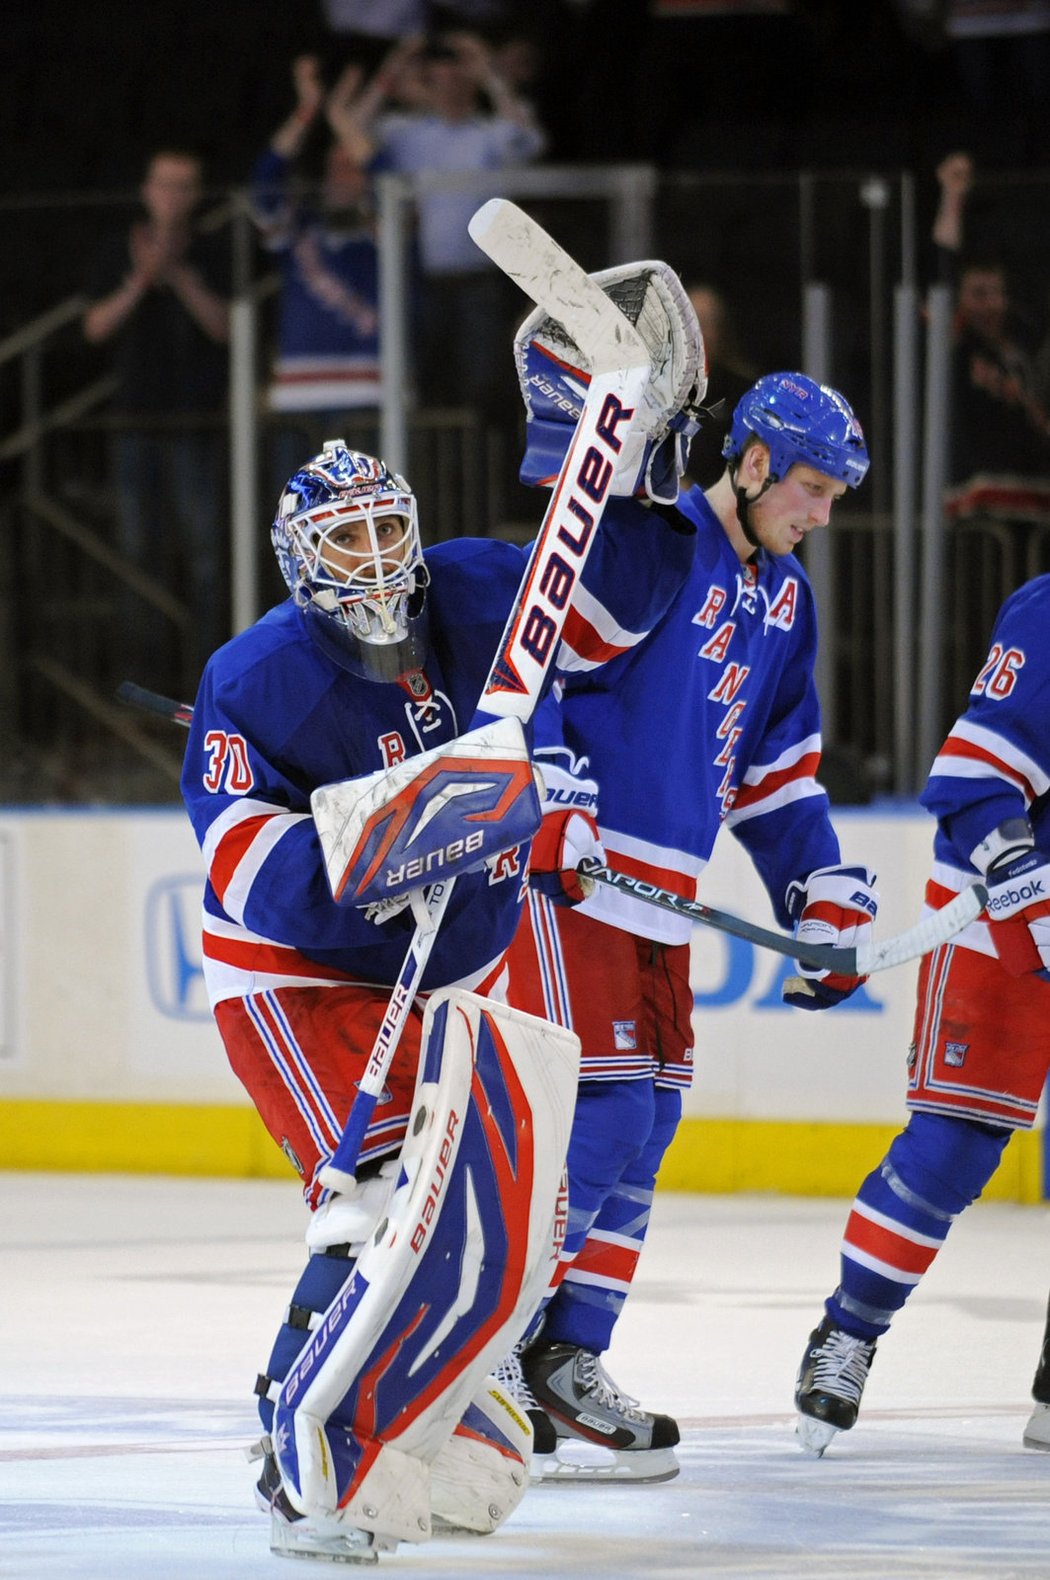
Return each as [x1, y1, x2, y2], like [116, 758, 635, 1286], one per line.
[575, 859, 987, 977]
[116, 680, 193, 729]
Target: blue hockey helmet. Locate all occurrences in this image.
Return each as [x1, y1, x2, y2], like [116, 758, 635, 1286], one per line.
[272, 440, 428, 682]
[722, 373, 869, 489]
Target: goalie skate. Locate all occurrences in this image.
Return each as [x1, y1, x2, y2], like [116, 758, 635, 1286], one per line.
[251, 1436, 388, 1565]
[521, 1340, 679, 1483]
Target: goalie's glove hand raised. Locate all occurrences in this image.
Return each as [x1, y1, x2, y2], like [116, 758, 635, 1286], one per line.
[783, 864, 878, 1011]
[984, 847, 1050, 981]
[514, 260, 706, 505]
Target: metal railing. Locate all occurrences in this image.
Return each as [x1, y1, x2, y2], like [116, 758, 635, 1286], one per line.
[3, 165, 1049, 803]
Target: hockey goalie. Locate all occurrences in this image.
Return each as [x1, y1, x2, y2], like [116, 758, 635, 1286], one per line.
[179, 192, 706, 1560]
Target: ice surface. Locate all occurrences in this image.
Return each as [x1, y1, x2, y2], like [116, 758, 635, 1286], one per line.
[3, 1174, 1049, 1579]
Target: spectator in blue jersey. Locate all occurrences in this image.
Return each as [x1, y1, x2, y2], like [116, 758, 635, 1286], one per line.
[792, 571, 1050, 1458]
[500, 362, 877, 1483]
[83, 147, 231, 695]
[179, 279, 704, 1555]
[250, 54, 384, 498]
[341, 28, 547, 419]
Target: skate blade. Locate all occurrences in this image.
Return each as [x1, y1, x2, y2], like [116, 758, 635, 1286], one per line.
[1023, 1404, 1050, 1452]
[270, 1512, 381, 1564]
[533, 1439, 679, 1484]
[795, 1413, 841, 1458]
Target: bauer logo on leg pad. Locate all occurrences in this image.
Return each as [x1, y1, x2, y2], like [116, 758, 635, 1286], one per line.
[274, 989, 578, 1541]
[311, 718, 542, 905]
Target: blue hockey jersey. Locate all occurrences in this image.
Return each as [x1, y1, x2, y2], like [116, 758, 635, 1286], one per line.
[182, 507, 694, 1006]
[250, 148, 381, 412]
[921, 573, 1050, 957]
[559, 483, 843, 944]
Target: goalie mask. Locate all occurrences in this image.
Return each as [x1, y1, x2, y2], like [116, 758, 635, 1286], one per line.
[723, 372, 869, 490]
[272, 441, 429, 683]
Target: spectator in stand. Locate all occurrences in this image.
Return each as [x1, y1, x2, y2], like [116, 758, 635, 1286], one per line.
[250, 54, 384, 497]
[683, 282, 757, 488]
[931, 152, 1050, 503]
[83, 147, 231, 694]
[344, 29, 547, 419]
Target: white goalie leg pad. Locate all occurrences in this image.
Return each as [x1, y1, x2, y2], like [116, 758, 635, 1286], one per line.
[274, 988, 579, 1547]
[429, 1375, 533, 1535]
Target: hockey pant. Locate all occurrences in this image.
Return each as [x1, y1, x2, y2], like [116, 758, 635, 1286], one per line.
[214, 970, 501, 1210]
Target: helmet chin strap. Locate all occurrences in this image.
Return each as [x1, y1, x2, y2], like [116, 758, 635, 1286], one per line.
[730, 462, 776, 549]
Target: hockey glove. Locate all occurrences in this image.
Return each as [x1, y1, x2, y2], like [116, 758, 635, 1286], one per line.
[783, 864, 879, 1011]
[528, 751, 603, 906]
[514, 259, 707, 505]
[983, 847, 1050, 981]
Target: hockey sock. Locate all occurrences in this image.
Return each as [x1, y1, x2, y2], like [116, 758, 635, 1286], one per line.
[543, 1084, 682, 1353]
[827, 1111, 1010, 1340]
[254, 1247, 356, 1432]
[525, 1077, 654, 1347]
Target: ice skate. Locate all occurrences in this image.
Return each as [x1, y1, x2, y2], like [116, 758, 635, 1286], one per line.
[1023, 1306, 1050, 1449]
[1023, 1402, 1050, 1451]
[520, 1340, 679, 1482]
[794, 1316, 877, 1457]
[250, 1436, 385, 1564]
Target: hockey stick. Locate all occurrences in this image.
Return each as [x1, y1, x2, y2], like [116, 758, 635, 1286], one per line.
[113, 685, 990, 977]
[576, 858, 988, 976]
[116, 680, 193, 729]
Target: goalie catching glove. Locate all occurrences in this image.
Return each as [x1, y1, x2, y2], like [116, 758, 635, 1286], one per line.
[783, 864, 879, 1011]
[514, 260, 707, 506]
[528, 749, 603, 907]
[974, 820, 1050, 981]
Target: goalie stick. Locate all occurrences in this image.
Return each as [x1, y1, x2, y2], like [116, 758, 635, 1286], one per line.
[115, 685, 990, 978]
[576, 858, 989, 976]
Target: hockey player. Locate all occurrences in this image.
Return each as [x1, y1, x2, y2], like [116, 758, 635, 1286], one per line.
[180, 297, 704, 1560]
[792, 572, 1050, 1457]
[501, 362, 876, 1482]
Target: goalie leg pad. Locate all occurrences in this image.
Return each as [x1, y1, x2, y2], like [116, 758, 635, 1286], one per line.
[273, 988, 579, 1544]
[429, 1375, 532, 1535]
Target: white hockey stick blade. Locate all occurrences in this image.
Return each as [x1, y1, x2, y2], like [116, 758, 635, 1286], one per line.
[853, 881, 988, 974]
[576, 860, 988, 976]
[468, 198, 650, 374]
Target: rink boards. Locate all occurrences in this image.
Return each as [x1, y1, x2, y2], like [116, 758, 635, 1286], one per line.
[0, 807, 1043, 1200]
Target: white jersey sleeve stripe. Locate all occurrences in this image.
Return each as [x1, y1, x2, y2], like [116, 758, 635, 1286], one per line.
[929, 717, 1049, 802]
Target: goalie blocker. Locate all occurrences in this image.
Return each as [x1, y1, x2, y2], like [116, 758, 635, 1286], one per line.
[311, 718, 543, 908]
